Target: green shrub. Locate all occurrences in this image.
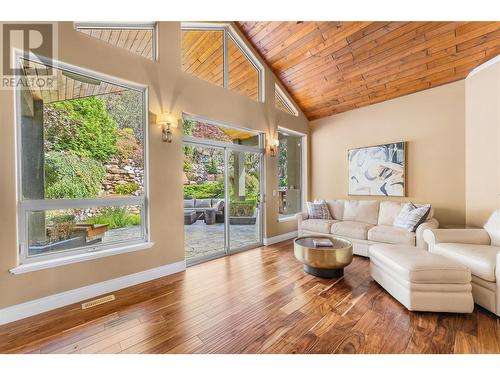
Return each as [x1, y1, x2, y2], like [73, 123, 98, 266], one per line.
[47, 96, 119, 162]
[207, 158, 218, 174]
[229, 200, 257, 217]
[129, 213, 141, 226]
[115, 182, 140, 195]
[184, 181, 224, 199]
[182, 119, 194, 136]
[45, 151, 106, 199]
[86, 207, 140, 229]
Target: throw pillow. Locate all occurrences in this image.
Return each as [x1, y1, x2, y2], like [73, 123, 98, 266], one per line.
[306, 201, 333, 220]
[393, 202, 431, 232]
[484, 209, 500, 246]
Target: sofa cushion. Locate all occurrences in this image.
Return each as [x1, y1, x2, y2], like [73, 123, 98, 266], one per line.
[484, 209, 500, 246]
[394, 202, 431, 232]
[331, 221, 374, 240]
[302, 219, 338, 234]
[378, 201, 403, 225]
[368, 225, 416, 246]
[195, 199, 212, 208]
[370, 244, 471, 284]
[307, 201, 333, 219]
[432, 243, 499, 282]
[184, 199, 195, 208]
[343, 200, 379, 225]
[324, 200, 345, 220]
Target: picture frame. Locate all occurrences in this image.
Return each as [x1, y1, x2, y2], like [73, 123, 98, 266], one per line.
[348, 142, 406, 197]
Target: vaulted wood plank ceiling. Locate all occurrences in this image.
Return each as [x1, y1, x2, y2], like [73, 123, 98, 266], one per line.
[236, 22, 500, 120]
[77, 27, 155, 60]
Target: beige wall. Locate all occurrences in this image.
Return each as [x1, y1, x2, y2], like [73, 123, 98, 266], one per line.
[310, 81, 466, 228]
[465, 57, 500, 227]
[0, 22, 309, 308]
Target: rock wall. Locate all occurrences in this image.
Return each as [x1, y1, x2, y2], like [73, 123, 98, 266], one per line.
[102, 157, 144, 196]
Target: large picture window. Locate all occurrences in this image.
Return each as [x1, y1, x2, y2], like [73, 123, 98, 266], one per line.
[181, 23, 264, 102]
[16, 56, 148, 265]
[275, 84, 298, 116]
[277, 129, 303, 218]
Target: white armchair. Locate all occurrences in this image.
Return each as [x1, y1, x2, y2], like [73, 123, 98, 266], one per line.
[423, 211, 500, 316]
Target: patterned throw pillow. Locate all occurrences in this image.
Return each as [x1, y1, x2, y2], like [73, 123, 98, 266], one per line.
[394, 202, 431, 232]
[306, 201, 333, 220]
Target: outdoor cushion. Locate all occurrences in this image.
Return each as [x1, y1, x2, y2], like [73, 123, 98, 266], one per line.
[378, 201, 403, 226]
[432, 243, 499, 282]
[368, 225, 415, 246]
[184, 199, 195, 208]
[301, 219, 338, 234]
[343, 200, 379, 225]
[195, 199, 212, 208]
[330, 221, 374, 240]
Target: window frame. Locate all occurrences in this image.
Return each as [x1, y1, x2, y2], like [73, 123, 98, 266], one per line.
[277, 127, 306, 221]
[74, 22, 158, 61]
[275, 84, 299, 117]
[181, 22, 265, 102]
[182, 112, 265, 151]
[14, 51, 150, 267]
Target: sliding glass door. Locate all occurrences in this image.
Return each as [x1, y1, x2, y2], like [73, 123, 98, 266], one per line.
[182, 115, 264, 265]
[227, 150, 262, 252]
[183, 144, 226, 263]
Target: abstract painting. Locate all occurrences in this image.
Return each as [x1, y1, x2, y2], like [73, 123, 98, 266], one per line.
[348, 142, 406, 196]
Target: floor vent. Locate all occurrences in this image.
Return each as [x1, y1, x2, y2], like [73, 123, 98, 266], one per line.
[81, 294, 115, 310]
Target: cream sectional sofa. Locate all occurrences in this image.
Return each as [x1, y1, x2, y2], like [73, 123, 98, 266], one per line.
[296, 200, 439, 256]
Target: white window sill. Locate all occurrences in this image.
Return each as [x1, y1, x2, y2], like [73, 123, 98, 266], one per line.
[10, 241, 155, 275]
[278, 214, 297, 223]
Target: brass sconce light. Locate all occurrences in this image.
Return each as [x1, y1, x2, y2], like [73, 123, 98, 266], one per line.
[269, 138, 279, 157]
[157, 112, 174, 143]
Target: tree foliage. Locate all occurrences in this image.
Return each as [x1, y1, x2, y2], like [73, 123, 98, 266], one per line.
[116, 128, 143, 166]
[104, 91, 143, 140]
[44, 151, 106, 199]
[47, 96, 118, 162]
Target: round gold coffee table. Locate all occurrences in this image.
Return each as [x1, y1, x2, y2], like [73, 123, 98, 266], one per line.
[294, 235, 353, 278]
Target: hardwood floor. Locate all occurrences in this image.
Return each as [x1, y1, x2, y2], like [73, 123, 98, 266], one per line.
[1, 240, 499, 354]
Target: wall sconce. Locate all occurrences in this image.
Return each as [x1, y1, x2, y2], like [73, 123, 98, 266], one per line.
[269, 138, 279, 157]
[157, 112, 174, 143]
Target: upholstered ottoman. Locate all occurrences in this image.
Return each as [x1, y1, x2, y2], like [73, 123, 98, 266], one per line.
[369, 244, 474, 313]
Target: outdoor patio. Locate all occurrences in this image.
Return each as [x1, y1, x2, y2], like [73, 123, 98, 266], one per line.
[184, 221, 259, 260]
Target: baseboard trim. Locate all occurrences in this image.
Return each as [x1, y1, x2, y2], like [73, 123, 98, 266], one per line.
[263, 231, 298, 246]
[0, 260, 186, 326]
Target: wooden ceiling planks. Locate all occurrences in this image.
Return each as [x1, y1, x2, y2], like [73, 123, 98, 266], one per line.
[181, 28, 260, 100]
[78, 27, 154, 60]
[20, 59, 126, 104]
[236, 21, 500, 120]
